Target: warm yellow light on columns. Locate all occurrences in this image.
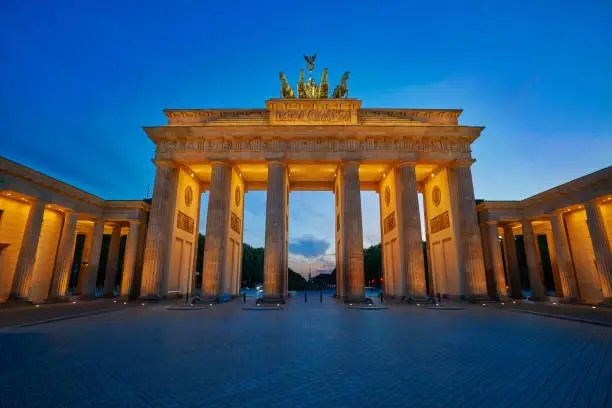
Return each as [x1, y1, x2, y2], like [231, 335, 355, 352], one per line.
[502, 224, 523, 298]
[202, 162, 232, 300]
[397, 162, 427, 299]
[340, 161, 366, 302]
[49, 211, 79, 299]
[486, 221, 508, 299]
[521, 219, 547, 301]
[11, 200, 45, 298]
[585, 201, 612, 301]
[140, 162, 179, 300]
[81, 220, 105, 299]
[103, 224, 121, 297]
[119, 220, 142, 299]
[549, 212, 579, 301]
[263, 162, 288, 301]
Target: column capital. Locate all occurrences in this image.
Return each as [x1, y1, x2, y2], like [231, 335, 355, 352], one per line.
[398, 161, 416, 169]
[266, 161, 287, 168]
[209, 161, 232, 168]
[152, 159, 178, 169]
[340, 161, 360, 169]
[128, 220, 143, 226]
[448, 159, 476, 168]
[485, 220, 499, 226]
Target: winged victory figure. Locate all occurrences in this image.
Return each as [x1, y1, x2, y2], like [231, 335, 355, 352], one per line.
[304, 53, 317, 72]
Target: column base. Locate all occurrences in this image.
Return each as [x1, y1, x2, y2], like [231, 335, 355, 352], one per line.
[527, 295, 549, 302]
[79, 294, 99, 301]
[137, 294, 164, 302]
[259, 295, 285, 305]
[464, 295, 491, 303]
[199, 294, 233, 304]
[100, 293, 116, 299]
[406, 295, 432, 304]
[558, 296, 579, 304]
[46, 296, 78, 303]
[598, 298, 612, 308]
[344, 295, 372, 304]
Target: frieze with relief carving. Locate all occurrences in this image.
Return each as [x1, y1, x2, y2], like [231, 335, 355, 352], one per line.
[156, 135, 472, 155]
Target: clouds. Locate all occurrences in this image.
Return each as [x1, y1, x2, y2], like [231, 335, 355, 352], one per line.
[289, 235, 330, 258]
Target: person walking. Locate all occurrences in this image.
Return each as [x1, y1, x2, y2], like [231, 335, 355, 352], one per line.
[379, 291, 384, 304]
[242, 288, 247, 304]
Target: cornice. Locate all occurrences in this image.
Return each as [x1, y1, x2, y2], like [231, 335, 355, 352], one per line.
[0, 156, 105, 208]
[477, 166, 612, 215]
[0, 156, 151, 213]
[143, 125, 483, 143]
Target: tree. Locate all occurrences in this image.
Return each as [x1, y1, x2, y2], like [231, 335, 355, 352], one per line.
[363, 243, 382, 286]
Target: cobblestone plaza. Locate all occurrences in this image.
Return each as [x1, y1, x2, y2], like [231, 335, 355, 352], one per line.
[1, 298, 611, 408]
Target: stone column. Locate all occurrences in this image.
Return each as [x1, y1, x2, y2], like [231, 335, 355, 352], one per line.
[49, 211, 79, 299]
[263, 162, 288, 301]
[544, 229, 562, 297]
[449, 162, 488, 298]
[81, 220, 104, 299]
[397, 163, 427, 299]
[585, 201, 612, 301]
[102, 224, 121, 297]
[119, 221, 142, 299]
[12, 200, 46, 298]
[486, 221, 508, 299]
[202, 162, 231, 299]
[522, 219, 547, 300]
[479, 220, 496, 297]
[140, 163, 178, 300]
[549, 213, 579, 301]
[503, 224, 523, 298]
[341, 162, 366, 302]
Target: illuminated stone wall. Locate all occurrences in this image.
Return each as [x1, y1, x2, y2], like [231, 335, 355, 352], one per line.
[423, 168, 461, 296]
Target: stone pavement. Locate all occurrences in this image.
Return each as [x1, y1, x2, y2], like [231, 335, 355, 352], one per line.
[1, 293, 612, 408]
[0, 299, 132, 329]
[502, 300, 612, 327]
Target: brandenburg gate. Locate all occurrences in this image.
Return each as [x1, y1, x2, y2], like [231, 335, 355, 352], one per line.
[139, 59, 489, 303]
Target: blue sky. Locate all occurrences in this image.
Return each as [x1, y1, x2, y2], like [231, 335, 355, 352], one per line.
[1, 0, 611, 276]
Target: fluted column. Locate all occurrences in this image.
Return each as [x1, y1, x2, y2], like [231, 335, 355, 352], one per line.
[341, 162, 365, 301]
[544, 229, 562, 297]
[49, 211, 79, 299]
[81, 220, 104, 299]
[449, 162, 488, 298]
[397, 163, 427, 298]
[479, 220, 495, 297]
[522, 219, 547, 300]
[503, 224, 523, 298]
[486, 221, 508, 299]
[119, 221, 142, 299]
[585, 201, 612, 300]
[140, 163, 178, 300]
[549, 213, 578, 301]
[263, 162, 288, 300]
[102, 224, 121, 297]
[12, 200, 46, 298]
[202, 163, 231, 299]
